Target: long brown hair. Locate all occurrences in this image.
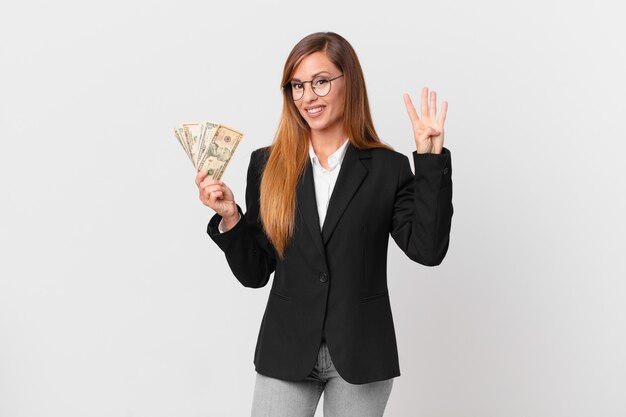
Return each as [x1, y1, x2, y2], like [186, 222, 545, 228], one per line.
[259, 32, 392, 259]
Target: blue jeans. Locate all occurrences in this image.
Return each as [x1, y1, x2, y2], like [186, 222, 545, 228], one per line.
[251, 339, 394, 417]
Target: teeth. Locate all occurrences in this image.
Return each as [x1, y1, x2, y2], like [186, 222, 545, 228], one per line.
[307, 107, 324, 114]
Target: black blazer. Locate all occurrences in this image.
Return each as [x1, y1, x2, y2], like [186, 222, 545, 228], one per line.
[207, 142, 453, 384]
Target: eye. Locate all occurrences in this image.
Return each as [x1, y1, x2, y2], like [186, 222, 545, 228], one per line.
[313, 78, 329, 87]
[291, 82, 303, 90]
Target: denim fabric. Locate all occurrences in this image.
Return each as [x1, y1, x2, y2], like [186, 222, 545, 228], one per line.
[251, 340, 394, 417]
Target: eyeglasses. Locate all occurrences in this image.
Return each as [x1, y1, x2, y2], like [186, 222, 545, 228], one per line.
[284, 74, 344, 101]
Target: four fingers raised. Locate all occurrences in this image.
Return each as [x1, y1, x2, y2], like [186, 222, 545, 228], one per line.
[404, 86, 448, 124]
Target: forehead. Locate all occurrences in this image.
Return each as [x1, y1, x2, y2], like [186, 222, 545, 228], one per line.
[292, 51, 341, 79]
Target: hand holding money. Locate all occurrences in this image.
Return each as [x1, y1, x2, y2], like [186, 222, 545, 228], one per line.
[177, 120, 243, 228]
[195, 170, 239, 228]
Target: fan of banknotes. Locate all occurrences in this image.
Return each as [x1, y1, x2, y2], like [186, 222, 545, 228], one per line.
[173, 121, 243, 180]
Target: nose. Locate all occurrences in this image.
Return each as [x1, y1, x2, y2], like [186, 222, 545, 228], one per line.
[302, 82, 318, 102]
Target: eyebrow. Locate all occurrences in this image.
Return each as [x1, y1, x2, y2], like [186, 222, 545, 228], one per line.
[290, 71, 331, 81]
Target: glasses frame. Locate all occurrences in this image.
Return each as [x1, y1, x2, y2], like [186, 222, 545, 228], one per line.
[284, 74, 344, 101]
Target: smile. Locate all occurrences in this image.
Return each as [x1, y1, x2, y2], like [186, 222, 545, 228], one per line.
[306, 106, 325, 116]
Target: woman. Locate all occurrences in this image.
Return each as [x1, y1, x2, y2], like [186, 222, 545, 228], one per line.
[195, 32, 452, 417]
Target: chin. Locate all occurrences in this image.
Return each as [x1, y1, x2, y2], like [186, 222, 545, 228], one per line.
[308, 115, 334, 129]
[308, 120, 328, 130]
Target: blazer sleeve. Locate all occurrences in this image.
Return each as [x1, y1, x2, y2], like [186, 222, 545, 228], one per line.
[206, 148, 277, 288]
[390, 147, 453, 266]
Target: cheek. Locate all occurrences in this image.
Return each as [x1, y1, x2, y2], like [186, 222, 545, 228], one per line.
[332, 88, 345, 110]
[332, 96, 346, 116]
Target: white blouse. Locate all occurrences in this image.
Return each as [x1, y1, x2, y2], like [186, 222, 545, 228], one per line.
[307, 138, 350, 230]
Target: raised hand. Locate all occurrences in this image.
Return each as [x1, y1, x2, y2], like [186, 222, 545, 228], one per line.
[403, 86, 448, 154]
[195, 169, 239, 229]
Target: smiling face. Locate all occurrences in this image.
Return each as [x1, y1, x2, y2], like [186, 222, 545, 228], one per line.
[290, 51, 346, 137]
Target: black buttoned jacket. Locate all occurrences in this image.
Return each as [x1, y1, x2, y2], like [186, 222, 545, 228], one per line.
[207, 143, 453, 384]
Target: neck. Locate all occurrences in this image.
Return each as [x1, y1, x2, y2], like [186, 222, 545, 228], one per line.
[309, 125, 348, 157]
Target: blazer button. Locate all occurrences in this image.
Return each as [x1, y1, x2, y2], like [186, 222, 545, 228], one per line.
[319, 272, 328, 283]
[443, 167, 449, 175]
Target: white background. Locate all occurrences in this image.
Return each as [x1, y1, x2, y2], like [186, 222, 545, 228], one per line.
[1, 0, 625, 416]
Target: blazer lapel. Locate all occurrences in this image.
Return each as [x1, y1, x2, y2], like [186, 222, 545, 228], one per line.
[296, 158, 326, 261]
[321, 143, 370, 245]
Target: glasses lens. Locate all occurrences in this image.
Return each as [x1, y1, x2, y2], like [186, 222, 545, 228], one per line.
[312, 77, 331, 97]
[290, 82, 304, 100]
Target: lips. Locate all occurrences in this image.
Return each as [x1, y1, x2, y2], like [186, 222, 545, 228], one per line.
[305, 106, 325, 117]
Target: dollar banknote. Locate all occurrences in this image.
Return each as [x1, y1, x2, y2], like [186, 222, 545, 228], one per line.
[173, 121, 243, 180]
